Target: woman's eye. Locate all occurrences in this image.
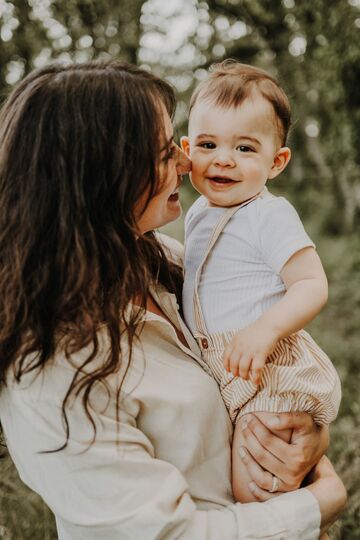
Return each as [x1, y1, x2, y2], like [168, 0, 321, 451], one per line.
[237, 145, 253, 153]
[199, 142, 215, 149]
[163, 146, 176, 161]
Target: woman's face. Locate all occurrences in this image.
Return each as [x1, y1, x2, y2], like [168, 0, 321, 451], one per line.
[135, 107, 191, 234]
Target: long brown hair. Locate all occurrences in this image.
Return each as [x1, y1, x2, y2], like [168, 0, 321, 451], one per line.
[0, 61, 182, 447]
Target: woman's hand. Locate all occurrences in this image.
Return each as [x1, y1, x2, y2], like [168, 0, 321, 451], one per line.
[237, 411, 329, 495]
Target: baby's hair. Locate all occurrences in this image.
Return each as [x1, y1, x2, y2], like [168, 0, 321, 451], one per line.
[189, 59, 291, 146]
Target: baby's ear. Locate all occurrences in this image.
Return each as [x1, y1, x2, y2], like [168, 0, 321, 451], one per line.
[269, 147, 291, 180]
[180, 136, 191, 156]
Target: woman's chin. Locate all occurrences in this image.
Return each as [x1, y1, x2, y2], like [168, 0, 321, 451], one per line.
[164, 199, 182, 225]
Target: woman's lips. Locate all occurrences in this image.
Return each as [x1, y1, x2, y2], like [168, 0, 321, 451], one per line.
[168, 178, 183, 200]
[168, 189, 179, 202]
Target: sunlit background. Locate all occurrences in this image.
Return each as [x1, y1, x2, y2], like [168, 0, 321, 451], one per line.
[0, 1, 359, 538]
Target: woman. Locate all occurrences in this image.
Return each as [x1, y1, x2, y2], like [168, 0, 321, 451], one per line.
[0, 61, 345, 539]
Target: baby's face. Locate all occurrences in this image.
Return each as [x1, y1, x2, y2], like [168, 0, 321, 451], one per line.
[182, 96, 287, 207]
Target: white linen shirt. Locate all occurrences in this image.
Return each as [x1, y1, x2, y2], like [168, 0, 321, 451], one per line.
[0, 236, 320, 540]
[183, 192, 315, 334]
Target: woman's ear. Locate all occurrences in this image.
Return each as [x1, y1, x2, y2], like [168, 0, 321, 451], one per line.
[268, 147, 291, 180]
[180, 136, 191, 157]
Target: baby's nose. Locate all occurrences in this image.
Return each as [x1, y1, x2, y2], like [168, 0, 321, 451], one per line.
[214, 149, 236, 167]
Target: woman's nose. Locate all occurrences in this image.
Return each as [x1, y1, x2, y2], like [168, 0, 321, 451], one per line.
[174, 144, 191, 176]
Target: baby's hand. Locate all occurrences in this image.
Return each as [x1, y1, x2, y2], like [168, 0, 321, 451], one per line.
[223, 323, 279, 385]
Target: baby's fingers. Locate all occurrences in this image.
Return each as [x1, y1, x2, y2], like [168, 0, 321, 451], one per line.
[249, 353, 267, 385]
[228, 350, 243, 377]
[238, 354, 252, 380]
[223, 344, 233, 372]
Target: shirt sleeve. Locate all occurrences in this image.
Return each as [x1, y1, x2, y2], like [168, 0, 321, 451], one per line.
[2, 380, 320, 540]
[252, 197, 315, 274]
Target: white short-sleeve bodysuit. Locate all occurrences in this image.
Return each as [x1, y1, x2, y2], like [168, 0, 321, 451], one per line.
[183, 189, 341, 424]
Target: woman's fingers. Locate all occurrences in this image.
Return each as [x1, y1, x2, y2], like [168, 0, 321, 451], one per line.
[240, 415, 303, 489]
[239, 413, 331, 495]
[261, 411, 314, 434]
[261, 412, 328, 477]
[238, 446, 284, 492]
[241, 416, 283, 471]
[241, 415, 289, 463]
[247, 481, 281, 502]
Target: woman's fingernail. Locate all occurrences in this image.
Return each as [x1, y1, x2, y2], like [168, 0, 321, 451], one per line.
[268, 415, 280, 427]
[248, 482, 256, 493]
[242, 417, 249, 429]
[238, 447, 246, 459]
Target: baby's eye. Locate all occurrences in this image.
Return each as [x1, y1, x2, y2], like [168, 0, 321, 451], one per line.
[199, 142, 216, 149]
[237, 145, 253, 153]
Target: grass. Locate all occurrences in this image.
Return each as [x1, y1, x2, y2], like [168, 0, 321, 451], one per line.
[0, 447, 56, 539]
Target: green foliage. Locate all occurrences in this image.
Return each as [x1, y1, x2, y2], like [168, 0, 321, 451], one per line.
[327, 415, 360, 540]
[0, 450, 57, 539]
[0, 0, 146, 98]
[309, 233, 360, 539]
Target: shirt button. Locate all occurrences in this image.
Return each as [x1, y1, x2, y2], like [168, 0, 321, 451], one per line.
[201, 338, 209, 349]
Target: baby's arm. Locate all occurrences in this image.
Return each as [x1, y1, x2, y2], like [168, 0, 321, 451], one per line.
[260, 245, 328, 346]
[223, 246, 328, 384]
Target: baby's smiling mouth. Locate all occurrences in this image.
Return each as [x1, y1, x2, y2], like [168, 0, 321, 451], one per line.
[208, 176, 240, 184]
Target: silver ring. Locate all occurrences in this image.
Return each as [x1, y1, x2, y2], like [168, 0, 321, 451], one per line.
[269, 475, 280, 493]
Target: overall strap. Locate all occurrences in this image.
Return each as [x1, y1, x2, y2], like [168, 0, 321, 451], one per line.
[192, 192, 263, 338]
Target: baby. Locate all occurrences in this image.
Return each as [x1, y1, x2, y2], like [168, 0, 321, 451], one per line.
[181, 60, 341, 503]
